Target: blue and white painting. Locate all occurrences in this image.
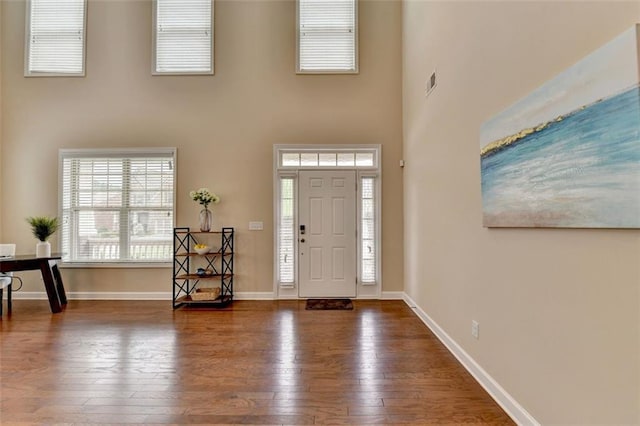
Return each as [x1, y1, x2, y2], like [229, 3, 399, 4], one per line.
[480, 25, 640, 228]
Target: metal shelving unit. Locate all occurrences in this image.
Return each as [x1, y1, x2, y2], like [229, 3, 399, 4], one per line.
[172, 227, 234, 309]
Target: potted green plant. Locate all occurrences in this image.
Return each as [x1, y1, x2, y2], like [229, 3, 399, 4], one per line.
[26, 216, 59, 258]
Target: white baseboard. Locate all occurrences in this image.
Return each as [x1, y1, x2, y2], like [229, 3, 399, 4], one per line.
[6, 291, 416, 302]
[8, 291, 401, 301]
[7, 292, 49, 300]
[8, 291, 276, 301]
[380, 291, 404, 300]
[402, 293, 539, 426]
[10, 291, 172, 300]
[234, 292, 274, 300]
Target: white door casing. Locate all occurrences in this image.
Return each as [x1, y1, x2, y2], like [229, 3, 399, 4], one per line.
[298, 170, 356, 298]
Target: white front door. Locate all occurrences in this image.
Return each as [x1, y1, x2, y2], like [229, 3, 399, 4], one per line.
[298, 170, 356, 298]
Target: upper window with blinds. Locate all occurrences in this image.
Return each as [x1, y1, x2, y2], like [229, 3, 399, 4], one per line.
[153, 0, 214, 75]
[59, 149, 176, 265]
[297, 0, 358, 74]
[25, 0, 87, 76]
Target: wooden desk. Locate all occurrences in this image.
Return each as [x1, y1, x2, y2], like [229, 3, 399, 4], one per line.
[0, 254, 67, 313]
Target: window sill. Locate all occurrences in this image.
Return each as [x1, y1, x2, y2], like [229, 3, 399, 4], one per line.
[60, 262, 172, 269]
[296, 70, 359, 75]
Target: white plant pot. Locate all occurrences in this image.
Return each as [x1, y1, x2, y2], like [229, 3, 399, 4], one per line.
[36, 241, 51, 258]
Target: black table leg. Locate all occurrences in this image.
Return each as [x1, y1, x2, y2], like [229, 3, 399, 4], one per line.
[40, 261, 62, 313]
[51, 263, 67, 305]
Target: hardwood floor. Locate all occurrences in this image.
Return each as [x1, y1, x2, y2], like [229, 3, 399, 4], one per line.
[0, 300, 514, 425]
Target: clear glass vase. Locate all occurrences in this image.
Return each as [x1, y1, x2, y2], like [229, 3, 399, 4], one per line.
[199, 207, 212, 232]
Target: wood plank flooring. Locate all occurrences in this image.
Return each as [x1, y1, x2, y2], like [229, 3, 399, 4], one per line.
[0, 300, 514, 425]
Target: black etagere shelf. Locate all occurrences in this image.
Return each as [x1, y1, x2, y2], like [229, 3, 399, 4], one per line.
[172, 227, 234, 309]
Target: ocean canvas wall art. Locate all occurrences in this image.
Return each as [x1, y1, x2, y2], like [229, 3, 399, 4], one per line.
[480, 25, 640, 228]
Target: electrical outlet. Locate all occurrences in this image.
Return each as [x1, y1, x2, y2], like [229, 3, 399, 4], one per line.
[471, 320, 479, 339]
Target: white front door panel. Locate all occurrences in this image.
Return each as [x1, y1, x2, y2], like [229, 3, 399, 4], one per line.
[299, 170, 356, 298]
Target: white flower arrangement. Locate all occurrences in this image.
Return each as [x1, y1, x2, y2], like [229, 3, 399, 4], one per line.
[189, 188, 220, 209]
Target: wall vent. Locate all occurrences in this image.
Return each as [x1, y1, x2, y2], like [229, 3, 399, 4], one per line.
[425, 69, 437, 97]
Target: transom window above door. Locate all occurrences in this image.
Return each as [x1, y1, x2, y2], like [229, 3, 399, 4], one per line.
[277, 148, 377, 169]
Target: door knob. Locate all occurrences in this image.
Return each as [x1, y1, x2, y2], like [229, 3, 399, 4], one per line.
[300, 238, 305, 243]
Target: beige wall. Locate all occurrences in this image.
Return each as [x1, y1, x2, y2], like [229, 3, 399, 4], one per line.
[403, 1, 640, 424]
[0, 3, 3, 240]
[0, 0, 403, 294]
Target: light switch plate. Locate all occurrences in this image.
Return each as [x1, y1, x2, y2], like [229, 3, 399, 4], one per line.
[249, 221, 264, 231]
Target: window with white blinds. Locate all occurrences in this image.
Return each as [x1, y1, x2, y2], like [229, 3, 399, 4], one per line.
[153, 0, 213, 74]
[278, 177, 296, 285]
[25, 0, 87, 76]
[59, 149, 176, 264]
[360, 176, 376, 284]
[297, 0, 358, 73]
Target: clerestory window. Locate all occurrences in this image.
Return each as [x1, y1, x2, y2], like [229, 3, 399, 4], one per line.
[153, 0, 214, 75]
[297, 0, 358, 74]
[25, 0, 87, 76]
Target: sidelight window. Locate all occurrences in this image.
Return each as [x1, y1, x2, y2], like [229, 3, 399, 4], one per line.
[359, 175, 377, 284]
[278, 176, 296, 286]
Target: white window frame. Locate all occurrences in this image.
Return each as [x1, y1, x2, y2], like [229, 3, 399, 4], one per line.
[276, 174, 298, 288]
[24, 0, 88, 77]
[296, 0, 359, 74]
[273, 145, 381, 299]
[277, 147, 377, 169]
[152, 0, 214, 75]
[58, 148, 177, 268]
[357, 172, 379, 287]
